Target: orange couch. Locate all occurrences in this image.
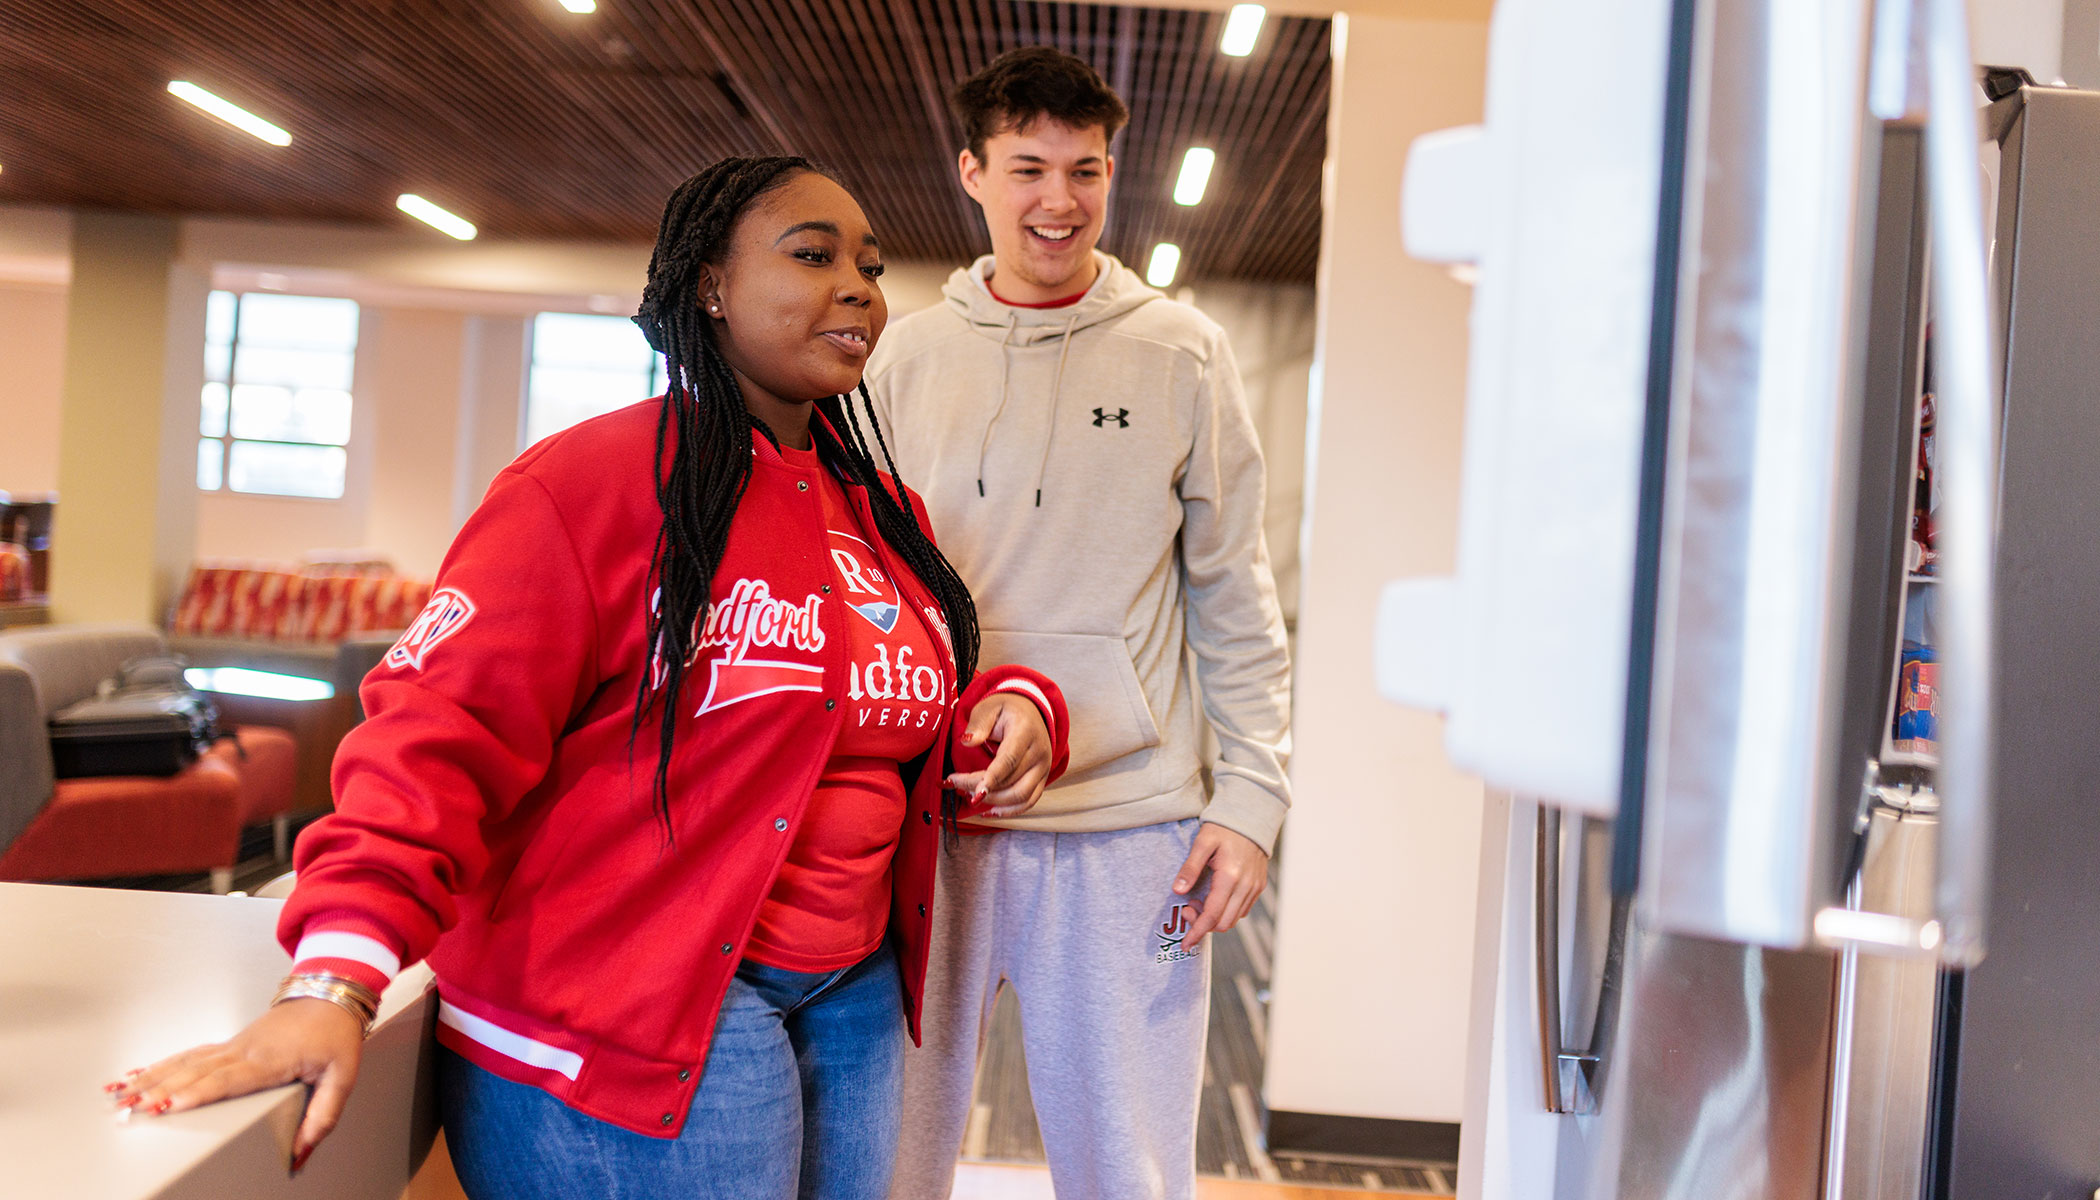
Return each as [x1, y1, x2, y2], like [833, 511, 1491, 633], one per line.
[167, 559, 433, 679]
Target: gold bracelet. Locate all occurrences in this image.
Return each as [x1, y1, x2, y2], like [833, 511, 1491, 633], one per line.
[275, 972, 381, 1016]
[273, 973, 380, 1038]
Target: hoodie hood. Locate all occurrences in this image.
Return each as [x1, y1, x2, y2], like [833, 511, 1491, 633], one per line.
[942, 251, 1163, 346]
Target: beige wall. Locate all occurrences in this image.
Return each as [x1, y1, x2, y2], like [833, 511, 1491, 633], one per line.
[0, 214, 1306, 591]
[1262, 12, 1489, 1124]
[0, 284, 67, 497]
[0, 207, 72, 499]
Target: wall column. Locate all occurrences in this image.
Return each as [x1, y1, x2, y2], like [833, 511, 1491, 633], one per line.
[51, 213, 201, 625]
[1263, 11, 1490, 1138]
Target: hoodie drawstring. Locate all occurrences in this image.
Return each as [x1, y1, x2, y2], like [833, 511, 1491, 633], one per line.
[1031, 314, 1081, 507]
[975, 313, 1019, 498]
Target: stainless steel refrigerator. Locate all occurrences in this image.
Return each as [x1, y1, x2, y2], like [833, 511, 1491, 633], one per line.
[1383, 0, 2100, 1195]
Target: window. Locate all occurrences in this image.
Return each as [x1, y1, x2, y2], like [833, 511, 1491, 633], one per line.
[524, 312, 666, 447]
[200, 291, 360, 498]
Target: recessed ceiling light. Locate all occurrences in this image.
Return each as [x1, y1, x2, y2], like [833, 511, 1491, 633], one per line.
[167, 81, 291, 146]
[558, 0, 597, 11]
[1174, 147, 1216, 207]
[397, 194, 477, 240]
[1146, 242, 1182, 289]
[1221, 5, 1266, 57]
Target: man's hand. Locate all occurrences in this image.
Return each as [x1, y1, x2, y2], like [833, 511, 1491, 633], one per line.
[947, 692, 1055, 819]
[1171, 823, 1270, 952]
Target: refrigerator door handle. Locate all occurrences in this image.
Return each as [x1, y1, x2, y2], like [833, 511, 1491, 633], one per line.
[1534, 805, 1570, 1112]
[1919, 0, 1999, 967]
[1534, 805, 1619, 1114]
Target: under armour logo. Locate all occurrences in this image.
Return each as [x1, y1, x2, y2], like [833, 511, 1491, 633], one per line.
[1092, 408, 1130, 428]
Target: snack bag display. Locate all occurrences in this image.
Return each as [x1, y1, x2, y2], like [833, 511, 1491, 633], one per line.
[1894, 641, 1938, 754]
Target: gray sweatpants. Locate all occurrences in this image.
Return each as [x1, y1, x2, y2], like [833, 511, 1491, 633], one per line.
[889, 818, 1212, 1200]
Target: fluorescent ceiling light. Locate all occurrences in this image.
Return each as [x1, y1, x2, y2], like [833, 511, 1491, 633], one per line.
[397, 193, 478, 240]
[558, 0, 597, 11]
[168, 81, 292, 146]
[1221, 4, 1266, 57]
[1174, 147, 1216, 207]
[1146, 242, 1182, 289]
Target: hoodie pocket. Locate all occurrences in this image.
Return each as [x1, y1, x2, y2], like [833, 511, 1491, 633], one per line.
[980, 629, 1160, 776]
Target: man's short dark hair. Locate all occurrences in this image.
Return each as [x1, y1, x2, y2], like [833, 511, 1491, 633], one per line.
[952, 47, 1130, 162]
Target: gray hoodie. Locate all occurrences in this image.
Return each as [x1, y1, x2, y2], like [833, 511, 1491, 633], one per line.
[867, 252, 1293, 851]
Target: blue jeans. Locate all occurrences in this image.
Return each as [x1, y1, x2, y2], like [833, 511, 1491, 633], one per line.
[439, 941, 905, 1200]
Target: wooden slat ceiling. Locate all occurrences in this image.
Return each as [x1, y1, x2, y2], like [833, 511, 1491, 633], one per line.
[0, 1, 1329, 283]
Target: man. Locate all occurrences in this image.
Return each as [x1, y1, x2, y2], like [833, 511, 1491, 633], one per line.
[868, 46, 1293, 1200]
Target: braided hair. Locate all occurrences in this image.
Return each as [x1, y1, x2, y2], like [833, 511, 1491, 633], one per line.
[630, 156, 981, 837]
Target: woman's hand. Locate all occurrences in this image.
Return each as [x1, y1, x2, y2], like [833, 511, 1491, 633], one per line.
[107, 998, 365, 1173]
[948, 692, 1055, 819]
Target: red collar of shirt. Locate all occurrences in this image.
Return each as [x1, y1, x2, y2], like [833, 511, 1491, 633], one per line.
[988, 286, 1088, 309]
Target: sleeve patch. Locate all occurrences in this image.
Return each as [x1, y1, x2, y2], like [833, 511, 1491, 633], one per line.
[386, 587, 478, 672]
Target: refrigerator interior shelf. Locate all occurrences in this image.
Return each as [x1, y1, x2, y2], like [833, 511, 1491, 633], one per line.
[1881, 746, 1941, 770]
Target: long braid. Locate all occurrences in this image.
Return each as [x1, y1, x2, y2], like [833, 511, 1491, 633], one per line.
[811, 389, 980, 688]
[630, 156, 812, 837]
[813, 387, 983, 838]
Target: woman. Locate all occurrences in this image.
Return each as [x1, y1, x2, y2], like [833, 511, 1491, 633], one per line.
[107, 157, 1069, 1200]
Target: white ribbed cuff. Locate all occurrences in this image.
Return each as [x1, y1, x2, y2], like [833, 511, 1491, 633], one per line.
[993, 678, 1056, 737]
[292, 930, 402, 982]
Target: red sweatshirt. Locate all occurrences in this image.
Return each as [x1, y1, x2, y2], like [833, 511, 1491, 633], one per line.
[279, 401, 1066, 1137]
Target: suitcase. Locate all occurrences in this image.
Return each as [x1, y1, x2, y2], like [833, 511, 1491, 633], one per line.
[48, 688, 219, 779]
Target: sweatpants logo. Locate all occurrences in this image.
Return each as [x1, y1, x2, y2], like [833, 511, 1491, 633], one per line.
[1156, 903, 1197, 963]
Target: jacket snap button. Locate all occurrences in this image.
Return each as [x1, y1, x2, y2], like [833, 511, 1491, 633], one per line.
[720, 943, 733, 955]
[678, 1069, 691, 1082]
[821, 584, 832, 594]
[825, 699, 836, 711]
[774, 818, 788, 832]
[661, 1113, 675, 1126]
[797, 480, 809, 492]
[922, 811, 932, 824]
[918, 904, 927, 916]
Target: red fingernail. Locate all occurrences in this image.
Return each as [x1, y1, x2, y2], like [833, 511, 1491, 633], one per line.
[104, 1082, 124, 1093]
[153, 1100, 172, 1115]
[125, 1068, 143, 1078]
[119, 1095, 141, 1109]
[290, 1147, 312, 1174]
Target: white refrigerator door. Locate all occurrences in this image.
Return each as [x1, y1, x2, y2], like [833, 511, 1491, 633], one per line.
[1378, 0, 1671, 815]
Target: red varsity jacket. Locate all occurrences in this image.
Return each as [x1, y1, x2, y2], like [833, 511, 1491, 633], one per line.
[278, 401, 1067, 1136]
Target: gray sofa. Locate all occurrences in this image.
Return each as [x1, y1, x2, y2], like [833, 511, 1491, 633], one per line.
[0, 624, 163, 852]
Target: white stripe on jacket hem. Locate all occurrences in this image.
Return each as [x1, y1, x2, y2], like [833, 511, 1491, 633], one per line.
[438, 1000, 585, 1081]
